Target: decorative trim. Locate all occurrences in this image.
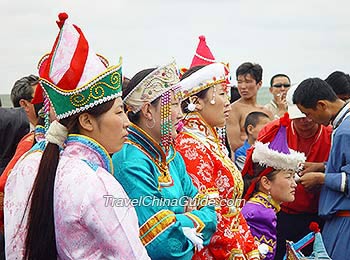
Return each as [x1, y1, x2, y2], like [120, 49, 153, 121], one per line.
[126, 124, 176, 188]
[195, 53, 216, 63]
[246, 249, 261, 260]
[139, 209, 176, 246]
[228, 248, 245, 260]
[184, 212, 205, 233]
[66, 134, 113, 174]
[253, 141, 306, 171]
[249, 192, 280, 213]
[182, 79, 225, 100]
[256, 235, 276, 251]
[178, 62, 226, 100]
[40, 61, 122, 120]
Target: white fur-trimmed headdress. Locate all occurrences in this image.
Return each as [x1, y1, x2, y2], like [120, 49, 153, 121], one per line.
[242, 113, 306, 200]
[252, 128, 306, 172]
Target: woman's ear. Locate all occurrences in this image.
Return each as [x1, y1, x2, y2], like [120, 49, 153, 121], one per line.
[78, 113, 94, 132]
[140, 103, 153, 121]
[260, 176, 271, 192]
[190, 96, 203, 111]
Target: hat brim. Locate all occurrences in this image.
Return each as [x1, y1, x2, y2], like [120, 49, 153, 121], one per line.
[288, 104, 306, 119]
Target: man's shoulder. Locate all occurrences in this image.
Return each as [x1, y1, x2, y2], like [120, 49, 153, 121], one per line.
[321, 125, 333, 135]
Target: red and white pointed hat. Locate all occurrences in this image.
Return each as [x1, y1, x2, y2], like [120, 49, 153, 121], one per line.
[38, 13, 122, 120]
[190, 35, 216, 68]
[40, 13, 107, 91]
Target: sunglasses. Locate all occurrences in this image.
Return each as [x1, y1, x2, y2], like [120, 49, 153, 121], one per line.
[272, 83, 291, 88]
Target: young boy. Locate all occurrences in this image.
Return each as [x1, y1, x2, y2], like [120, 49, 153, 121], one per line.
[234, 111, 270, 171]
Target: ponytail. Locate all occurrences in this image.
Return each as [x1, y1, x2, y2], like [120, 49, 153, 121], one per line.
[24, 142, 59, 259]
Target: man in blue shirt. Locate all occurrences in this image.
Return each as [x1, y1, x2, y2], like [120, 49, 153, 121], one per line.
[293, 77, 350, 260]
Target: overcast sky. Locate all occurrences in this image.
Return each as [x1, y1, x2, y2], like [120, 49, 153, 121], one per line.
[0, 0, 349, 94]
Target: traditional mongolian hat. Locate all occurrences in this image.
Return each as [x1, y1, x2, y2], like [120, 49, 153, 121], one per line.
[178, 62, 227, 101]
[180, 35, 217, 77]
[190, 35, 216, 68]
[123, 60, 181, 151]
[242, 113, 306, 200]
[38, 13, 122, 121]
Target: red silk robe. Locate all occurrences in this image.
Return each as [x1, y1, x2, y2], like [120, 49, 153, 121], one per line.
[175, 113, 259, 260]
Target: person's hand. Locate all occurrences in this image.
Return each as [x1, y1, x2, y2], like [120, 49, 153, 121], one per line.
[299, 172, 325, 192]
[276, 93, 287, 110]
[299, 162, 325, 176]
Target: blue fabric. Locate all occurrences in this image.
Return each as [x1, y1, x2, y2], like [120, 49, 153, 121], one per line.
[234, 139, 251, 160]
[319, 116, 350, 217]
[322, 216, 350, 260]
[318, 110, 350, 259]
[112, 125, 217, 260]
[28, 140, 47, 153]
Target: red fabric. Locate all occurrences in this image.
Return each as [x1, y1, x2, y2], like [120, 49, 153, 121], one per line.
[31, 83, 44, 104]
[175, 129, 259, 260]
[258, 119, 332, 214]
[56, 24, 89, 91]
[0, 132, 34, 233]
[190, 35, 216, 68]
[40, 14, 89, 91]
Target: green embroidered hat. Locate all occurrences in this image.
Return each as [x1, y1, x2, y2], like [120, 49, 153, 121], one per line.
[38, 13, 122, 120]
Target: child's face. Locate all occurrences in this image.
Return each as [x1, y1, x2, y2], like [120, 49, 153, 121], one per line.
[251, 117, 271, 141]
[269, 170, 297, 204]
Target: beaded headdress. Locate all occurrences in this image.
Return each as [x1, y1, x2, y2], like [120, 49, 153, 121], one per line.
[38, 13, 122, 120]
[124, 60, 181, 151]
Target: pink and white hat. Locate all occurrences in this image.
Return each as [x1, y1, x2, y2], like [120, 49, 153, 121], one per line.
[39, 13, 122, 120]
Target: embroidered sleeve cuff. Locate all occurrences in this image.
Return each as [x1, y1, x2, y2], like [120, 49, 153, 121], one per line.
[139, 209, 176, 246]
[176, 214, 196, 229]
[184, 212, 205, 233]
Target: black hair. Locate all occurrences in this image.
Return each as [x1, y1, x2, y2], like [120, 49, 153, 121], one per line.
[243, 163, 278, 197]
[123, 68, 160, 124]
[180, 65, 209, 113]
[325, 71, 350, 97]
[230, 86, 241, 103]
[270, 74, 291, 87]
[11, 75, 39, 107]
[244, 111, 270, 135]
[293, 78, 338, 109]
[236, 62, 263, 83]
[24, 99, 115, 260]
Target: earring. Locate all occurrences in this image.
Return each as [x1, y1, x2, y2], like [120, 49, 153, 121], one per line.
[187, 102, 196, 112]
[267, 191, 272, 202]
[210, 86, 216, 105]
[146, 118, 156, 129]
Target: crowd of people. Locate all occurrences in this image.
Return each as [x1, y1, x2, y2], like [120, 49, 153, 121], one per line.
[1, 12, 350, 260]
